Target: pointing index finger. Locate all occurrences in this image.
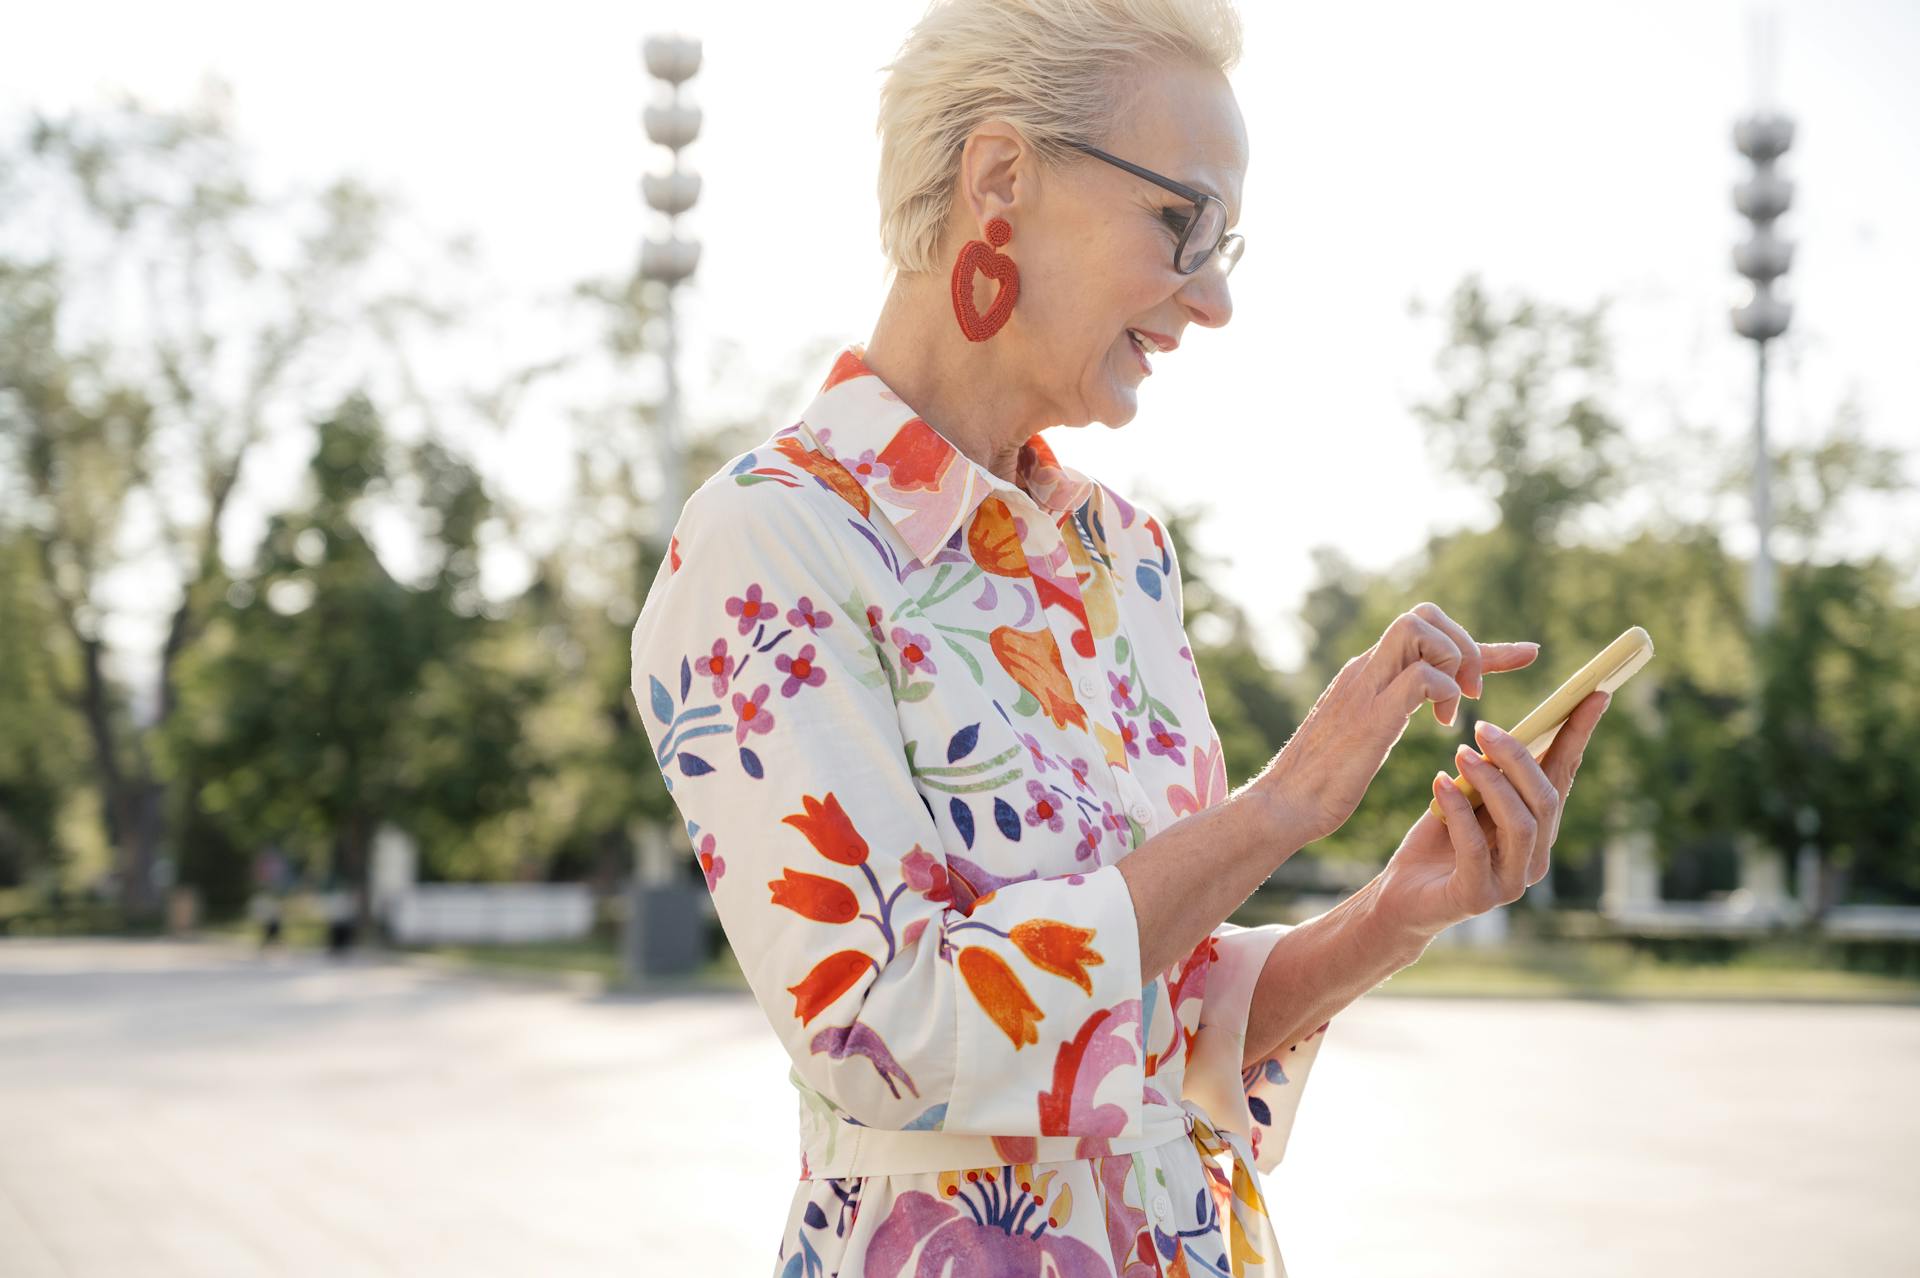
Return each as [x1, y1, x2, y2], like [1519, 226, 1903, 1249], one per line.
[1480, 641, 1541, 677]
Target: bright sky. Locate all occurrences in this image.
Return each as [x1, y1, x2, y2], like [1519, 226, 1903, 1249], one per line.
[11, 0, 1918, 671]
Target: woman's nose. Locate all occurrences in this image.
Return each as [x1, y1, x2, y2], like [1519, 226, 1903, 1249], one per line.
[1175, 262, 1233, 328]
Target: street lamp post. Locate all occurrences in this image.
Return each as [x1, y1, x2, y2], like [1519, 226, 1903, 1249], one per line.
[628, 33, 706, 982]
[1729, 111, 1794, 631]
[640, 33, 703, 550]
[1727, 9, 1801, 926]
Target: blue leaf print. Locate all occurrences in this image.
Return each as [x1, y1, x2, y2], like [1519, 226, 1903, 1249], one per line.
[678, 753, 715, 777]
[728, 452, 758, 475]
[804, 1202, 828, 1229]
[779, 1253, 803, 1278]
[1134, 562, 1163, 601]
[1263, 1058, 1289, 1084]
[1195, 1187, 1209, 1221]
[904, 1101, 948, 1130]
[649, 674, 674, 726]
[1248, 1094, 1273, 1125]
[679, 654, 692, 702]
[950, 797, 975, 848]
[993, 796, 1021, 841]
[740, 747, 763, 778]
[946, 723, 978, 762]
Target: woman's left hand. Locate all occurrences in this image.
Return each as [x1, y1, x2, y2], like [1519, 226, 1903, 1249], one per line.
[1374, 689, 1613, 939]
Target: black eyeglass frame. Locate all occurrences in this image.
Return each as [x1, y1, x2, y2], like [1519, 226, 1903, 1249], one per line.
[1064, 141, 1243, 276]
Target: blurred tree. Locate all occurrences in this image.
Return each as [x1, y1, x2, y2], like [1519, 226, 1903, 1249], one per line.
[164, 394, 545, 932]
[0, 87, 395, 918]
[1157, 504, 1304, 791]
[0, 533, 91, 890]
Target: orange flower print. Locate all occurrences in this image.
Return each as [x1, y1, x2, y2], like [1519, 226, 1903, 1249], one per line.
[1009, 919, 1106, 994]
[991, 626, 1087, 731]
[732, 682, 775, 744]
[959, 947, 1044, 1048]
[767, 868, 859, 923]
[787, 949, 875, 1024]
[875, 418, 953, 492]
[694, 638, 734, 696]
[725, 582, 778, 636]
[772, 434, 870, 517]
[781, 792, 871, 867]
[966, 497, 1028, 577]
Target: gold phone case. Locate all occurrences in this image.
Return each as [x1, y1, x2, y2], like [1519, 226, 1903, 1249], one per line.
[1431, 626, 1655, 824]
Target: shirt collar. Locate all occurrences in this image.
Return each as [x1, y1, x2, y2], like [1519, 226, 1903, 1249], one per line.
[795, 343, 1098, 568]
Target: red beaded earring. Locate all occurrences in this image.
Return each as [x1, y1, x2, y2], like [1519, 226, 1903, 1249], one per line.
[950, 217, 1019, 341]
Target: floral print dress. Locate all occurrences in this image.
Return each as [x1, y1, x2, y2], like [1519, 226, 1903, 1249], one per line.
[630, 344, 1330, 1277]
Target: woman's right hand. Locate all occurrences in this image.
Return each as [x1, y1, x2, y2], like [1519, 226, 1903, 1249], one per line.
[1252, 602, 1541, 846]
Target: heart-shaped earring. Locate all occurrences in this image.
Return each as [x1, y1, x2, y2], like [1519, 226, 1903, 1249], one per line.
[950, 217, 1019, 342]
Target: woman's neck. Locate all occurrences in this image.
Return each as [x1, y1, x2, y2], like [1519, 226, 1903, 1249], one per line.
[861, 274, 1048, 488]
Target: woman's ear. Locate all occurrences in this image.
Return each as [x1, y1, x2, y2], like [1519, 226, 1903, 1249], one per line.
[955, 120, 1027, 231]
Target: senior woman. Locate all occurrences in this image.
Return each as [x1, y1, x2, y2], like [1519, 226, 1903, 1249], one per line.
[630, 1, 1612, 1274]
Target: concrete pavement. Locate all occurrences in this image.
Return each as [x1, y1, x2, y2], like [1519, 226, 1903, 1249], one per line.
[0, 938, 1913, 1276]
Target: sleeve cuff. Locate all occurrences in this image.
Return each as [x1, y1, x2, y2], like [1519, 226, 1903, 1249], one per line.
[1180, 920, 1332, 1173]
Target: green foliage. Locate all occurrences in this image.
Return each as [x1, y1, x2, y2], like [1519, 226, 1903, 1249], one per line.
[162, 394, 547, 888]
[1180, 274, 1920, 907]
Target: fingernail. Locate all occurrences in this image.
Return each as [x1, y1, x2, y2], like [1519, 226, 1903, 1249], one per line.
[1474, 720, 1503, 745]
[1455, 743, 1479, 764]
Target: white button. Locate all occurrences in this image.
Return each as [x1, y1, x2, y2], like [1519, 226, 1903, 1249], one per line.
[1130, 802, 1152, 823]
[1152, 1191, 1173, 1220]
[1077, 673, 1099, 698]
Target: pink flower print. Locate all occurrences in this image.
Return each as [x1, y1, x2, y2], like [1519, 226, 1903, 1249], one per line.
[1074, 816, 1103, 863]
[787, 595, 834, 633]
[1107, 670, 1137, 710]
[845, 448, 890, 485]
[695, 832, 725, 890]
[1015, 730, 1054, 774]
[732, 682, 775, 744]
[865, 604, 887, 642]
[775, 643, 827, 698]
[1112, 711, 1142, 760]
[1024, 780, 1066, 833]
[900, 846, 953, 905]
[1144, 716, 1187, 765]
[1062, 755, 1093, 793]
[693, 638, 735, 697]
[891, 625, 937, 676]
[1101, 800, 1129, 838]
[726, 582, 777, 636]
[866, 1186, 1113, 1278]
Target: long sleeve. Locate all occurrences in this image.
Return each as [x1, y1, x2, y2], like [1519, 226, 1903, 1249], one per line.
[1178, 921, 1331, 1174]
[630, 472, 1148, 1138]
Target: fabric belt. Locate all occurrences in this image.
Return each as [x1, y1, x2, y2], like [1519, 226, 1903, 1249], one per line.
[800, 1095, 1286, 1277]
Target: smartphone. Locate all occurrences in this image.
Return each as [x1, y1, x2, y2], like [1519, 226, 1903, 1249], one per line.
[1431, 625, 1655, 824]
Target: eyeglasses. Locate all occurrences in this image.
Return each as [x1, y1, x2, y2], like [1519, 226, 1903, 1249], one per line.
[1065, 141, 1244, 276]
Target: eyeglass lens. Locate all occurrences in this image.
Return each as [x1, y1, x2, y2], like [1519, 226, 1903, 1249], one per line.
[1177, 199, 1227, 273]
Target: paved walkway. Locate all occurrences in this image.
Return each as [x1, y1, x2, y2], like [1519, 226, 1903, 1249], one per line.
[0, 938, 1913, 1276]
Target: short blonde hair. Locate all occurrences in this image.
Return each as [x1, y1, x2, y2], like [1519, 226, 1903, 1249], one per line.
[876, 0, 1243, 278]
